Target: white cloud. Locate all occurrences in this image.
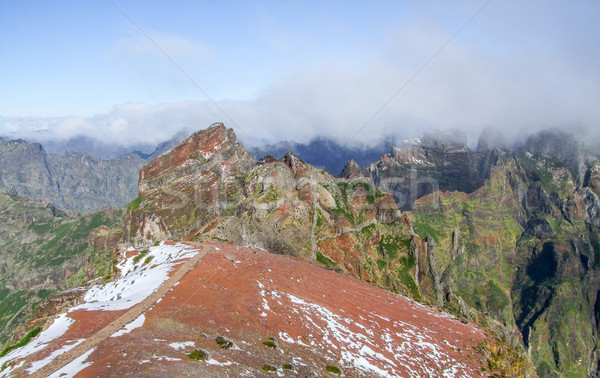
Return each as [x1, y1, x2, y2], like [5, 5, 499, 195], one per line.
[2, 9, 599, 150]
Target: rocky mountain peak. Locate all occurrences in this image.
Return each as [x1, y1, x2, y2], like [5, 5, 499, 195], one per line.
[282, 152, 310, 179]
[339, 159, 369, 179]
[420, 129, 467, 150]
[138, 123, 253, 195]
[140, 123, 232, 181]
[524, 128, 587, 184]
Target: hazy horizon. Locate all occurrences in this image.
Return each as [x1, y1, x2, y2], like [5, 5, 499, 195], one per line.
[2, 1, 599, 150]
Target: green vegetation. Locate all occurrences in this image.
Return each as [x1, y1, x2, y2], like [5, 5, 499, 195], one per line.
[412, 220, 440, 243]
[325, 182, 361, 225]
[262, 364, 278, 372]
[143, 255, 153, 265]
[354, 182, 382, 204]
[475, 338, 529, 377]
[263, 337, 277, 348]
[188, 349, 208, 361]
[215, 336, 234, 349]
[263, 186, 283, 202]
[283, 363, 294, 371]
[127, 196, 143, 211]
[0, 326, 41, 357]
[316, 252, 337, 267]
[316, 208, 324, 228]
[133, 250, 149, 264]
[155, 318, 185, 329]
[326, 365, 342, 375]
[394, 255, 420, 300]
[361, 223, 376, 240]
[486, 280, 510, 315]
[379, 234, 410, 261]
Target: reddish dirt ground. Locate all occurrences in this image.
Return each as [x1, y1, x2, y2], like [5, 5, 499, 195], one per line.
[12, 243, 493, 377]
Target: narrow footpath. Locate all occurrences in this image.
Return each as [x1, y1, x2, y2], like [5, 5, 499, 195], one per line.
[31, 244, 211, 378]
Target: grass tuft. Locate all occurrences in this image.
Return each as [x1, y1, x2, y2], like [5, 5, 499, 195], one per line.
[0, 327, 42, 357]
[262, 364, 278, 372]
[188, 349, 208, 361]
[326, 365, 342, 375]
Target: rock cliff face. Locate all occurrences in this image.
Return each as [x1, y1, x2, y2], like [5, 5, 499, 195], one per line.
[0, 138, 146, 212]
[125, 123, 424, 299]
[368, 130, 490, 210]
[0, 139, 61, 204]
[375, 129, 600, 376]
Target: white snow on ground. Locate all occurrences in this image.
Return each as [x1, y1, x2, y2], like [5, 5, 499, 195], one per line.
[256, 281, 271, 314]
[0, 313, 73, 376]
[47, 347, 96, 378]
[71, 243, 198, 311]
[168, 341, 196, 350]
[27, 338, 85, 373]
[0, 242, 199, 375]
[110, 314, 146, 338]
[206, 359, 234, 366]
[152, 354, 181, 362]
[255, 282, 476, 378]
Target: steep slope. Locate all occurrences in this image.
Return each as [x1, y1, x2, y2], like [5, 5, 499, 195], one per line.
[0, 139, 60, 204]
[368, 130, 491, 210]
[386, 130, 600, 376]
[0, 138, 146, 212]
[125, 123, 425, 299]
[0, 242, 520, 377]
[46, 151, 144, 212]
[0, 193, 124, 345]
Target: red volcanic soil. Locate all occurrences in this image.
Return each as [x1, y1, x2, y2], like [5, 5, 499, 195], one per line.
[19, 243, 493, 377]
[139, 123, 231, 181]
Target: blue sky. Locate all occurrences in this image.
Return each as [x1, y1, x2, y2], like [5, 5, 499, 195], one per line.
[1, 1, 599, 148]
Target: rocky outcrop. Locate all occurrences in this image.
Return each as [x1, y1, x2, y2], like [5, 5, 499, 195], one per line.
[248, 136, 394, 176]
[339, 159, 369, 179]
[0, 139, 61, 204]
[476, 128, 508, 152]
[368, 130, 491, 210]
[405, 135, 600, 376]
[126, 123, 255, 244]
[0, 137, 146, 212]
[524, 128, 589, 185]
[125, 124, 419, 297]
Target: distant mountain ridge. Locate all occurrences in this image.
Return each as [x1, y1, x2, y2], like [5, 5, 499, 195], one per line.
[126, 123, 600, 376]
[0, 132, 187, 213]
[248, 136, 396, 176]
[2, 123, 600, 376]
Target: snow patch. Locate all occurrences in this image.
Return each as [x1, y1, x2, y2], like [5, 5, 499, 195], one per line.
[0, 313, 73, 372]
[71, 243, 197, 311]
[110, 314, 145, 338]
[206, 358, 235, 366]
[27, 338, 85, 373]
[168, 341, 196, 350]
[48, 347, 96, 378]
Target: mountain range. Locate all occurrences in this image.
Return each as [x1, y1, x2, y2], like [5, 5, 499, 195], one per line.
[1, 123, 600, 376]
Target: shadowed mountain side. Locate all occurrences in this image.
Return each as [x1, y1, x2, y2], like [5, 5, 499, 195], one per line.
[248, 136, 395, 176]
[0, 131, 187, 213]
